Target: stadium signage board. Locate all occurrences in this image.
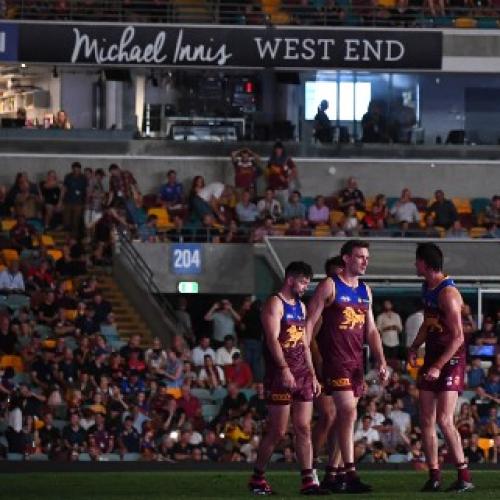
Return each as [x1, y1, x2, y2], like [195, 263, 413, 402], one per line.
[170, 244, 202, 275]
[15, 23, 442, 69]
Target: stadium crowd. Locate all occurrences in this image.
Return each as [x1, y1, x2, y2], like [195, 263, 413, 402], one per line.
[0, 163, 497, 464]
[2, 0, 499, 29]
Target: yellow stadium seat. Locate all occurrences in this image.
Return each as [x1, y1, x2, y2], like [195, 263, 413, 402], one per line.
[452, 198, 472, 215]
[1, 249, 19, 263]
[47, 249, 63, 261]
[1, 219, 16, 231]
[0, 355, 24, 373]
[330, 210, 344, 225]
[164, 387, 182, 399]
[477, 438, 494, 457]
[313, 225, 331, 237]
[407, 357, 424, 381]
[41, 235, 56, 247]
[356, 211, 366, 221]
[470, 227, 487, 238]
[42, 340, 56, 350]
[148, 207, 171, 229]
[455, 17, 477, 29]
[365, 197, 375, 211]
[64, 309, 78, 321]
[63, 279, 74, 292]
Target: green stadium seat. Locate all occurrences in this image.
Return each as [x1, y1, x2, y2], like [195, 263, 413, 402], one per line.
[52, 419, 67, 431]
[471, 197, 490, 215]
[0, 436, 8, 448]
[29, 453, 49, 461]
[211, 387, 228, 402]
[78, 453, 92, 462]
[241, 388, 256, 401]
[462, 390, 476, 401]
[7, 453, 24, 461]
[201, 404, 219, 422]
[476, 17, 498, 29]
[100, 453, 121, 461]
[190, 388, 212, 403]
[434, 16, 454, 27]
[388, 453, 408, 463]
[270, 452, 283, 463]
[123, 453, 141, 461]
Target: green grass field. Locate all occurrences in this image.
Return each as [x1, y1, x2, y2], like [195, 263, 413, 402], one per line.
[0, 470, 498, 500]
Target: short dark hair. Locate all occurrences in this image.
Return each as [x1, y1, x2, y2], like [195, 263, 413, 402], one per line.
[324, 255, 343, 276]
[416, 242, 443, 271]
[285, 261, 313, 280]
[340, 239, 369, 257]
[167, 169, 176, 176]
[71, 161, 81, 169]
[108, 163, 120, 172]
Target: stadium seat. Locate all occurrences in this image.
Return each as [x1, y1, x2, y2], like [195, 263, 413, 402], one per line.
[201, 404, 219, 422]
[270, 452, 283, 463]
[461, 390, 476, 401]
[313, 225, 331, 237]
[477, 438, 494, 456]
[1, 219, 17, 231]
[324, 196, 339, 210]
[302, 197, 315, 210]
[7, 453, 24, 461]
[471, 197, 490, 216]
[241, 388, 256, 401]
[388, 454, 408, 463]
[123, 453, 141, 461]
[147, 207, 171, 229]
[211, 387, 228, 402]
[190, 388, 213, 403]
[476, 17, 499, 29]
[452, 198, 472, 215]
[407, 357, 424, 380]
[0, 354, 24, 373]
[64, 309, 78, 321]
[1, 249, 19, 263]
[52, 419, 67, 431]
[6, 294, 30, 311]
[40, 234, 56, 247]
[29, 453, 49, 461]
[454, 17, 477, 29]
[100, 453, 121, 461]
[47, 249, 63, 261]
[330, 210, 344, 225]
[470, 227, 486, 238]
[78, 453, 92, 462]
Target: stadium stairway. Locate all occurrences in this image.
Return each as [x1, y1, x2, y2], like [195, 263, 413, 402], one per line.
[47, 229, 153, 347]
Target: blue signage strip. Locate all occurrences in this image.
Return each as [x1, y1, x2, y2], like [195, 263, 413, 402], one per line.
[0, 23, 19, 62]
[170, 244, 202, 275]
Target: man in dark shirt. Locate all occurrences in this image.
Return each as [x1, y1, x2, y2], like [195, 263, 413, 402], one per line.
[62, 412, 87, 455]
[120, 334, 144, 362]
[172, 430, 194, 461]
[39, 412, 62, 457]
[119, 416, 141, 454]
[464, 434, 485, 464]
[89, 350, 110, 387]
[75, 306, 99, 336]
[92, 293, 112, 325]
[159, 170, 184, 209]
[63, 161, 87, 238]
[58, 347, 79, 386]
[338, 177, 365, 211]
[314, 100, 333, 143]
[0, 315, 17, 355]
[31, 350, 56, 391]
[38, 291, 59, 327]
[426, 190, 458, 229]
[19, 384, 46, 417]
[248, 382, 268, 421]
[201, 429, 223, 462]
[166, 215, 193, 243]
[217, 382, 248, 421]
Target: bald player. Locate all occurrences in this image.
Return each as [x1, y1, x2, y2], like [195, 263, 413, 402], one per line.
[311, 256, 344, 490]
[307, 240, 387, 493]
[249, 261, 326, 496]
[408, 243, 474, 493]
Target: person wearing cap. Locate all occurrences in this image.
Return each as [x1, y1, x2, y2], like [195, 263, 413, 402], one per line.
[225, 351, 253, 388]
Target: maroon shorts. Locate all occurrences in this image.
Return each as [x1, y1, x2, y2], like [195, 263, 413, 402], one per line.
[417, 357, 465, 393]
[264, 371, 313, 405]
[323, 361, 364, 398]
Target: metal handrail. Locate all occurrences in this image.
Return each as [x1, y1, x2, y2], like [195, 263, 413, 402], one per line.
[115, 226, 178, 325]
[7, 1, 498, 28]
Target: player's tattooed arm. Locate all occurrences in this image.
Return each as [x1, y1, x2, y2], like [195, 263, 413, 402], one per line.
[305, 277, 334, 344]
[366, 286, 388, 383]
[261, 296, 296, 388]
[432, 286, 464, 372]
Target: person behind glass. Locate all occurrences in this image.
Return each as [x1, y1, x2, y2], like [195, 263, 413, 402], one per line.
[266, 141, 297, 205]
[314, 99, 333, 143]
[40, 170, 63, 230]
[361, 101, 388, 143]
[52, 110, 72, 130]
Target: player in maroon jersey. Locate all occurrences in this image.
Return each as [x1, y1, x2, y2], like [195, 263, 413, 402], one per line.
[408, 243, 474, 493]
[311, 256, 344, 489]
[307, 240, 387, 493]
[249, 261, 326, 496]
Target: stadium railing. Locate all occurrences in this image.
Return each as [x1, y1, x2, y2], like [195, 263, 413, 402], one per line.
[3, 1, 500, 29]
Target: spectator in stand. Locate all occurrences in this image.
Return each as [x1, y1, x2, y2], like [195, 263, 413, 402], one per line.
[84, 168, 106, 235]
[192, 182, 233, 224]
[198, 354, 226, 390]
[120, 334, 144, 363]
[237, 297, 263, 382]
[159, 169, 184, 212]
[471, 386, 499, 421]
[266, 141, 297, 205]
[463, 433, 485, 464]
[119, 416, 141, 456]
[256, 188, 282, 222]
[166, 215, 192, 243]
[342, 205, 360, 236]
[174, 297, 195, 347]
[389, 398, 411, 436]
[426, 189, 458, 229]
[454, 402, 475, 438]
[217, 382, 248, 422]
[10, 214, 38, 250]
[138, 214, 158, 242]
[38, 290, 59, 327]
[404, 303, 424, 352]
[191, 336, 216, 368]
[231, 147, 261, 196]
[62, 162, 87, 238]
[484, 195, 500, 226]
[354, 415, 380, 448]
[446, 219, 468, 239]
[338, 176, 366, 211]
[378, 417, 410, 454]
[467, 357, 486, 389]
[284, 216, 310, 236]
[252, 216, 277, 243]
[362, 101, 388, 143]
[473, 317, 498, 346]
[0, 185, 10, 217]
[91, 293, 112, 326]
[0, 315, 17, 355]
[201, 429, 223, 462]
[235, 190, 258, 225]
[307, 195, 329, 226]
[172, 429, 194, 461]
[107, 164, 140, 216]
[283, 191, 306, 221]
[390, 188, 420, 230]
[164, 350, 184, 396]
[248, 382, 267, 421]
[52, 110, 72, 130]
[193, 214, 221, 243]
[225, 352, 253, 388]
[314, 99, 333, 143]
[187, 175, 205, 211]
[376, 300, 403, 362]
[40, 170, 63, 229]
[364, 194, 389, 230]
[62, 412, 87, 459]
[204, 299, 240, 347]
[177, 384, 202, 421]
[0, 260, 25, 293]
[215, 335, 240, 366]
[13, 176, 42, 223]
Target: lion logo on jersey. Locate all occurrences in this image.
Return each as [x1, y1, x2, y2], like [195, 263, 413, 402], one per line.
[339, 307, 365, 330]
[423, 315, 444, 334]
[283, 324, 304, 348]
